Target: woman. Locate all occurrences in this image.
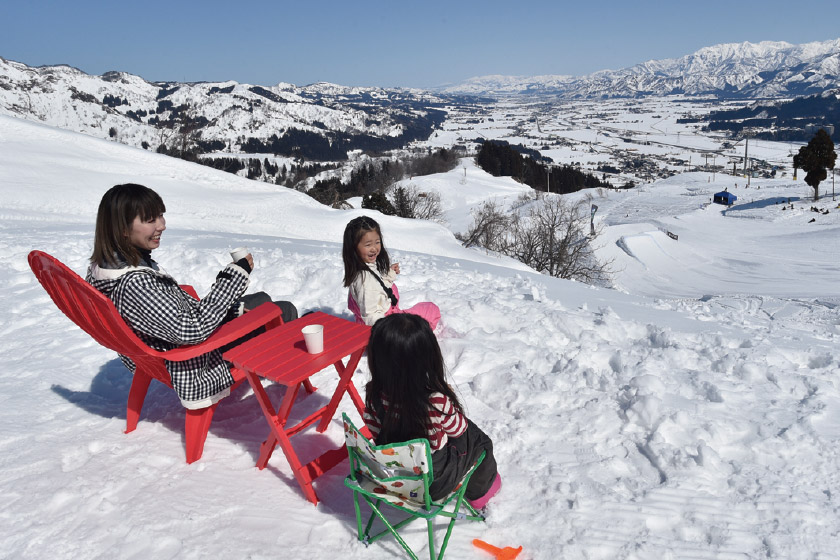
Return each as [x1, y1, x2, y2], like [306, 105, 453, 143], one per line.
[87, 183, 297, 408]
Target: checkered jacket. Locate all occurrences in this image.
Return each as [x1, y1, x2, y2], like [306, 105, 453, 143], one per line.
[87, 256, 249, 408]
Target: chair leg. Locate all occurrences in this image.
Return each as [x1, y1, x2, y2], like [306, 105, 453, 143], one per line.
[428, 518, 436, 560]
[184, 403, 219, 464]
[362, 496, 420, 560]
[125, 370, 153, 434]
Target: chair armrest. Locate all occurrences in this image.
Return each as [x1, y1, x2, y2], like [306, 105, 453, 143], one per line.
[154, 302, 284, 362]
[180, 285, 199, 300]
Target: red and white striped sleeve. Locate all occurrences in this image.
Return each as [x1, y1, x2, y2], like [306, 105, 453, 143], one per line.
[363, 407, 382, 441]
[429, 393, 467, 439]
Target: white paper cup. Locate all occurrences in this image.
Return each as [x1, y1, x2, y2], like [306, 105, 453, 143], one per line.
[230, 247, 249, 261]
[302, 324, 324, 354]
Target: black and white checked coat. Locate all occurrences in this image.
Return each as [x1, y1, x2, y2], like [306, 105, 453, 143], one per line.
[87, 255, 249, 409]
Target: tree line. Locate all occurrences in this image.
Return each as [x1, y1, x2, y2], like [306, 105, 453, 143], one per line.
[693, 94, 840, 142]
[306, 148, 460, 207]
[475, 140, 611, 193]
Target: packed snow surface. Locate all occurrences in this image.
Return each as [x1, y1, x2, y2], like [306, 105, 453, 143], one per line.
[2, 113, 839, 559]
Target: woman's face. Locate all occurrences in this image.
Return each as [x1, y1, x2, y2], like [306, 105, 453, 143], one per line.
[128, 213, 166, 251]
[356, 230, 381, 264]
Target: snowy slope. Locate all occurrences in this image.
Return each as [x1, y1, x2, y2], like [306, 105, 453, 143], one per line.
[0, 57, 450, 157]
[2, 114, 840, 559]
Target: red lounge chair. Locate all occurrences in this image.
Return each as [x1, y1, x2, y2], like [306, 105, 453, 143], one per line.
[28, 250, 284, 463]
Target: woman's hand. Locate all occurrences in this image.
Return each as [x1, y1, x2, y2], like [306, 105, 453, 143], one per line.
[391, 262, 400, 275]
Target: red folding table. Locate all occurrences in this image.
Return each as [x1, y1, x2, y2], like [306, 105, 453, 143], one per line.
[223, 311, 370, 505]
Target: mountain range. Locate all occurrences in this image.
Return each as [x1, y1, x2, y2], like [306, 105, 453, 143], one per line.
[1, 38, 839, 161]
[0, 56, 459, 160]
[439, 39, 840, 98]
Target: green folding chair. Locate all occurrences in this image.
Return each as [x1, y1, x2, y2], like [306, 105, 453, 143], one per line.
[342, 413, 485, 560]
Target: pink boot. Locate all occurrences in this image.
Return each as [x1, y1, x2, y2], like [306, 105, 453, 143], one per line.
[468, 473, 501, 509]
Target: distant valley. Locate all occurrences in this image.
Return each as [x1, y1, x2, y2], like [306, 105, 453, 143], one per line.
[1, 38, 838, 196]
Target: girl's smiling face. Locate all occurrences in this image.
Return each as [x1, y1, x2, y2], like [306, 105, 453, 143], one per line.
[356, 230, 381, 264]
[128, 213, 166, 251]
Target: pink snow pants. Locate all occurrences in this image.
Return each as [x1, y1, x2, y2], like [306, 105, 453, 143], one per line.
[348, 283, 440, 330]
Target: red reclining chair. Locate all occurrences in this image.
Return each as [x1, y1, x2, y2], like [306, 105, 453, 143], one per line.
[28, 250, 284, 463]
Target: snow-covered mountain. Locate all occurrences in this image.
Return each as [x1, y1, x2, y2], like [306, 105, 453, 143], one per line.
[3, 38, 838, 165]
[442, 39, 840, 98]
[0, 56, 457, 159]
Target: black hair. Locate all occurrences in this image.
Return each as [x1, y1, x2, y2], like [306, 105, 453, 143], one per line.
[342, 215, 391, 287]
[365, 313, 463, 445]
[91, 183, 166, 267]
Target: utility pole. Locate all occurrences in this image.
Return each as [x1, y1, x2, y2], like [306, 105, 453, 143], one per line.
[546, 166, 551, 193]
[743, 133, 752, 187]
[743, 136, 749, 175]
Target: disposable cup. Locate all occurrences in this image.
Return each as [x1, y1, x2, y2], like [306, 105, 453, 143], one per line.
[302, 324, 324, 354]
[230, 247, 249, 261]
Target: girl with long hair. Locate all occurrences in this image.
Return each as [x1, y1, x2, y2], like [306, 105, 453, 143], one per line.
[342, 215, 440, 329]
[363, 313, 500, 508]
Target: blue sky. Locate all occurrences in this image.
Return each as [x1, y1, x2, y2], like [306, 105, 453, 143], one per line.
[3, 1, 838, 88]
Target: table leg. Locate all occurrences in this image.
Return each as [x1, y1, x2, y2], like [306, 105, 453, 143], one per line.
[247, 371, 298, 470]
[303, 379, 317, 394]
[317, 347, 366, 433]
[256, 432, 277, 470]
[245, 371, 321, 503]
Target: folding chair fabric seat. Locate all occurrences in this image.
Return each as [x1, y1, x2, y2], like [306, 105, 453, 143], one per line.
[342, 413, 485, 560]
[28, 250, 284, 463]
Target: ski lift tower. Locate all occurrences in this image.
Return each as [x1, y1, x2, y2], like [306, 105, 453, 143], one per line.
[546, 165, 551, 194]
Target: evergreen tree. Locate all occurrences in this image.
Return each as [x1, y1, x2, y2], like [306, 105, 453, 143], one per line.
[362, 191, 396, 215]
[392, 186, 413, 218]
[794, 128, 836, 199]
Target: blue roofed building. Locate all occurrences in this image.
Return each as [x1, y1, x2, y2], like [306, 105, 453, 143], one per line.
[713, 190, 737, 205]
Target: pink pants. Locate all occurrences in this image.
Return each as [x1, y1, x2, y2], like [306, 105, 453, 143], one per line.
[348, 283, 440, 330]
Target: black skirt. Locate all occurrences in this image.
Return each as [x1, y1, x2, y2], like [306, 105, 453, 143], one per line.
[429, 420, 497, 502]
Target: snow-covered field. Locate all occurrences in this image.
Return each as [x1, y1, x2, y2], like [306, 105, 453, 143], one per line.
[427, 96, 802, 189]
[2, 111, 840, 559]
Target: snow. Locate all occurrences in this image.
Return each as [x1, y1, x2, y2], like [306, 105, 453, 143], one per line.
[439, 38, 840, 98]
[2, 111, 840, 559]
[0, 57, 412, 158]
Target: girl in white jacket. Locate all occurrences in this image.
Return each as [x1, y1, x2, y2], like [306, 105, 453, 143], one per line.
[342, 216, 440, 329]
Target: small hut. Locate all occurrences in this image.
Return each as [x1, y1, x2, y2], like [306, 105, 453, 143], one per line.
[713, 190, 737, 206]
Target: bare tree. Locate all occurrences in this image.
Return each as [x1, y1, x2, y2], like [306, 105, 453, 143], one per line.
[459, 195, 612, 284]
[391, 185, 446, 224]
[521, 197, 609, 282]
[457, 200, 510, 252]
